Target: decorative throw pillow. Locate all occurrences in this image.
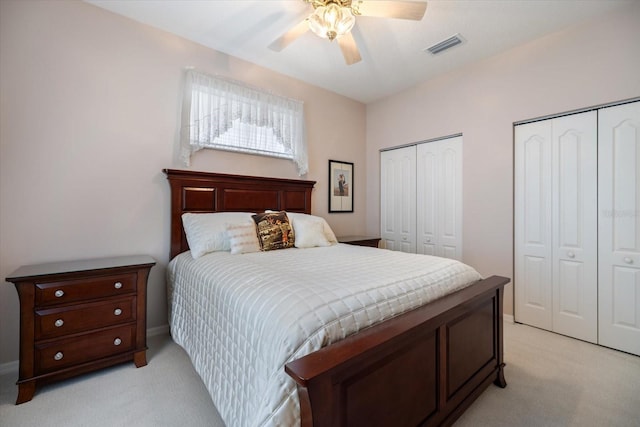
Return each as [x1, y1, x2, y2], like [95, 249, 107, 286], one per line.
[252, 211, 295, 251]
[290, 214, 331, 248]
[286, 212, 338, 245]
[225, 222, 261, 255]
[181, 212, 254, 258]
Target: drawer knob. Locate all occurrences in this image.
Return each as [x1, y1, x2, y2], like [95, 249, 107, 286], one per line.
[567, 251, 575, 259]
[114, 308, 122, 316]
[624, 257, 633, 264]
[54, 352, 63, 361]
[114, 282, 123, 289]
[114, 338, 122, 346]
[54, 289, 65, 298]
[54, 319, 64, 327]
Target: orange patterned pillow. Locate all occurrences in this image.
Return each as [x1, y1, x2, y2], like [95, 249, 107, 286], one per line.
[251, 211, 295, 251]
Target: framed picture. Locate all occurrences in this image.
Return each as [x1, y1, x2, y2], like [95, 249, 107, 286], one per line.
[328, 160, 354, 213]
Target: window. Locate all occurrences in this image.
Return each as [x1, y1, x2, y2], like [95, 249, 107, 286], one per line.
[180, 70, 308, 175]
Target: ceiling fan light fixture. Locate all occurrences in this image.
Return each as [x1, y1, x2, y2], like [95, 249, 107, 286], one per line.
[307, 2, 356, 41]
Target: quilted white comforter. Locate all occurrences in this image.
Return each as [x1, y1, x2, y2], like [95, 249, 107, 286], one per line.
[167, 244, 482, 427]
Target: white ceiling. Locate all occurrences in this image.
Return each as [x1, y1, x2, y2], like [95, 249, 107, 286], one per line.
[85, 0, 635, 104]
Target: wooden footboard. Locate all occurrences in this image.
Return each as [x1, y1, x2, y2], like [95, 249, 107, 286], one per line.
[285, 275, 510, 427]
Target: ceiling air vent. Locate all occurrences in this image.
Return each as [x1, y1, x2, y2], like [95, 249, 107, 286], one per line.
[425, 33, 464, 55]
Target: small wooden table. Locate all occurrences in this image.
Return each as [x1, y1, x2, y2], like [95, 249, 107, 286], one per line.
[337, 236, 381, 248]
[6, 255, 155, 404]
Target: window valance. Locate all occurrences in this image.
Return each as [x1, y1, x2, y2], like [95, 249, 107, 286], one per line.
[180, 69, 308, 175]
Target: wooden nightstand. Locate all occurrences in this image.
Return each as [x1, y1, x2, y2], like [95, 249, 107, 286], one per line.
[338, 236, 381, 248]
[5, 255, 155, 404]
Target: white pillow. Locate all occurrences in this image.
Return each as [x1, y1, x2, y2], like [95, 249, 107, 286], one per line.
[293, 218, 330, 248]
[286, 212, 338, 247]
[225, 222, 261, 254]
[181, 212, 254, 258]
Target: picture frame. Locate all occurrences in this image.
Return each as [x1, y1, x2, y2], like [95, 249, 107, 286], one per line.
[328, 160, 354, 213]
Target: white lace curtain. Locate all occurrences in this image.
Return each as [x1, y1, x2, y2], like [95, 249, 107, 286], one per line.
[180, 69, 308, 175]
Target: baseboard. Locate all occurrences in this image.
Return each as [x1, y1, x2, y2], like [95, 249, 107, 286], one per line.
[0, 325, 171, 376]
[503, 314, 514, 324]
[147, 324, 170, 337]
[0, 359, 19, 376]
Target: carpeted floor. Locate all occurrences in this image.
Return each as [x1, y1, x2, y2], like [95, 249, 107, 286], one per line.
[1, 321, 639, 426]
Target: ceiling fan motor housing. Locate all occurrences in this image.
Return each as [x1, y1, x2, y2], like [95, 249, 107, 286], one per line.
[307, 0, 358, 41]
[272, 0, 427, 65]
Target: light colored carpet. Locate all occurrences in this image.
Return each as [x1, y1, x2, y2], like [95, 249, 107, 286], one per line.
[0, 335, 224, 427]
[1, 321, 639, 426]
[455, 322, 640, 427]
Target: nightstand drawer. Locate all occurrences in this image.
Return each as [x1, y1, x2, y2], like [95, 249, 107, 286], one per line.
[35, 297, 136, 340]
[35, 273, 136, 307]
[35, 324, 135, 374]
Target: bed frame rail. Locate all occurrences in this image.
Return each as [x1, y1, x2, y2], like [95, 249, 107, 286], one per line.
[285, 275, 510, 427]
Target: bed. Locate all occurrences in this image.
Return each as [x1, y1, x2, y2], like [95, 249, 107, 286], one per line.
[164, 169, 510, 427]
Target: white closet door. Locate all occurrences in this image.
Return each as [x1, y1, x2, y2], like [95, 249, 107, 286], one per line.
[416, 142, 438, 256]
[438, 136, 462, 261]
[515, 120, 553, 330]
[598, 101, 640, 356]
[416, 137, 463, 260]
[437, 137, 463, 260]
[380, 146, 416, 253]
[551, 112, 598, 343]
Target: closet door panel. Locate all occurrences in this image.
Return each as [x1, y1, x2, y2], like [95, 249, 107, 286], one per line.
[611, 268, 639, 325]
[552, 112, 598, 343]
[399, 152, 417, 253]
[416, 137, 463, 260]
[381, 151, 396, 250]
[437, 137, 463, 260]
[416, 144, 437, 256]
[598, 101, 640, 356]
[381, 146, 416, 253]
[557, 260, 582, 314]
[515, 121, 553, 330]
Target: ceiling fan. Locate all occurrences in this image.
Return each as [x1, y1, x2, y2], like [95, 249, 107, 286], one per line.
[269, 0, 428, 65]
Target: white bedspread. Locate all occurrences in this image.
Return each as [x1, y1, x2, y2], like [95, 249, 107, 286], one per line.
[167, 244, 482, 427]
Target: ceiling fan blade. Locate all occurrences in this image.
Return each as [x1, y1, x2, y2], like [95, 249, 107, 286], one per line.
[337, 32, 362, 65]
[357, 1, 428, 20]
[268, 19, 309, 51]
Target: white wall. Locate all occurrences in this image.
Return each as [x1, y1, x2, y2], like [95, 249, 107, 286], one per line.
[366, 3, 640, 316]
[0, 1, 366, 365]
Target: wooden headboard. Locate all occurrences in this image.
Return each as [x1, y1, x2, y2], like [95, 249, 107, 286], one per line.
[163, 169, 316, 259]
